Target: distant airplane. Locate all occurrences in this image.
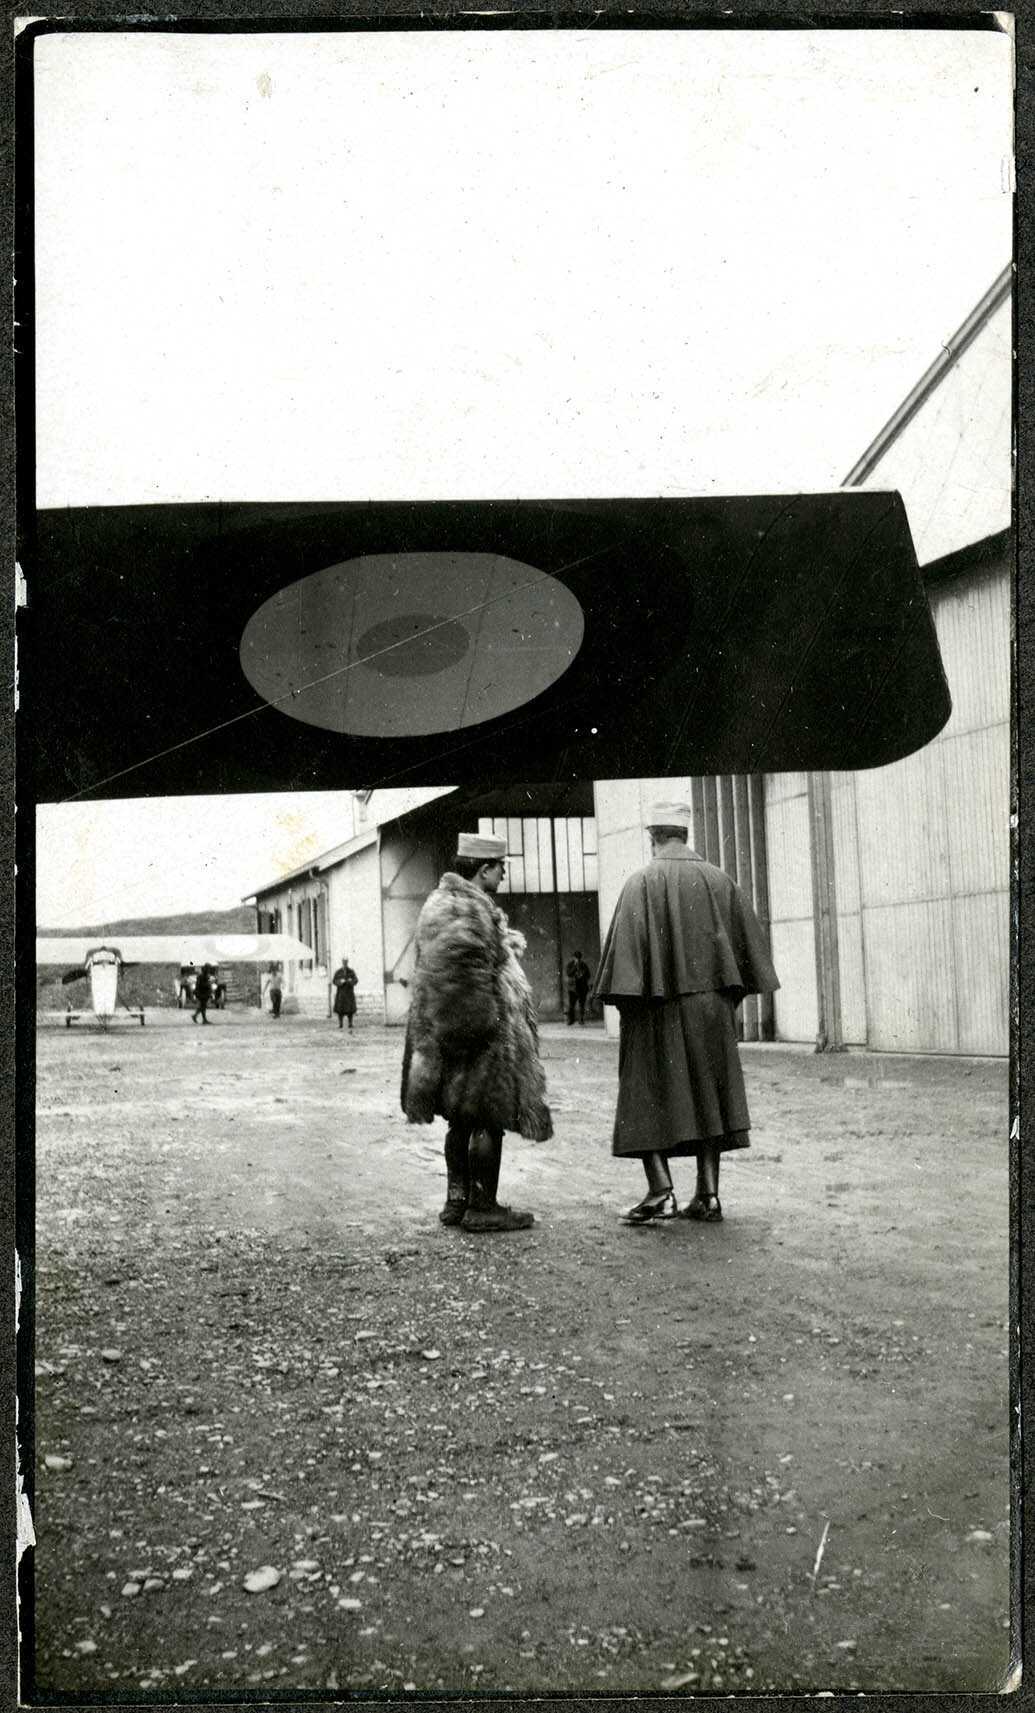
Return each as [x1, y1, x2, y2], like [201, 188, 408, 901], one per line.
[36, 933, 312, 1029]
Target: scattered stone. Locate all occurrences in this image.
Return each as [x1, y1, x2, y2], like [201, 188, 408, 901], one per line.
[243, 1565, 282, 1594]
[99, 1349, 123, 1364]
[44, 1455, 74, 1472]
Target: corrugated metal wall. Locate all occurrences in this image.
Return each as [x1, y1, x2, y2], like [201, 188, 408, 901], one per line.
[833, 559, 1009, 1054]
[763, 773, 820, 1044]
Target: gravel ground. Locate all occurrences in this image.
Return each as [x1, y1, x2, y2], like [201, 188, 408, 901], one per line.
[30, 1013, 1011, 1697]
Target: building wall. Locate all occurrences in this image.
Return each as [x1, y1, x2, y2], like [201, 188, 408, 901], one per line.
[380, 832, 443, 1026]
[833, 558, 1009, 1054]
[326, 841, 388, 1023]
[272, 879, 329, 1016]
[829, 772, 867, 1046]
[763, 772, 820, 1044]
[252, 838, 384, 1020]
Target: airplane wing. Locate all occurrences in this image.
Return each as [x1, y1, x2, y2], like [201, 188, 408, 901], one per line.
[36, 934, 313, 966]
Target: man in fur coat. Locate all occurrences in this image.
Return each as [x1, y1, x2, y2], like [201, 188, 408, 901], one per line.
[401, 832, 552, 1233]
[592, 801, 779, 1227]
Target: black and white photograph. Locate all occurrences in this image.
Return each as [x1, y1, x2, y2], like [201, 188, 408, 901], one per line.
[19, 16, 1014, 1700]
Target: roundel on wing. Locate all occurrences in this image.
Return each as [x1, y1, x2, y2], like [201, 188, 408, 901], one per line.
[239, 552, 585, 737]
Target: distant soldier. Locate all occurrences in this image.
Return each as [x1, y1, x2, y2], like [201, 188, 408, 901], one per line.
[401, 832, 551, 1232]
[593, 801, 779, 1225]
[332, 957, 359, 1031]
[565, 950, 593, 1026]
[191, 964, 216, 1026]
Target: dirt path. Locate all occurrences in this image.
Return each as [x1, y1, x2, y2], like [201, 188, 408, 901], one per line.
[30, 1015, 1011, 1695]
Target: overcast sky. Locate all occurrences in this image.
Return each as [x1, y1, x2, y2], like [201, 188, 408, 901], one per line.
[34, 27, 1011, 506]
[35, 793, 358, 927]
[30, 24, 1012, 924]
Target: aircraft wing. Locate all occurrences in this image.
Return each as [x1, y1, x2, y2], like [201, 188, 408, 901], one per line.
[36, 934, 313, 967]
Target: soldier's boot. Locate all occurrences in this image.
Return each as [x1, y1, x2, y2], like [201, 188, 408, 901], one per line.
[461, 1129, 534, 1232]
[439, 1125, 470, 1227]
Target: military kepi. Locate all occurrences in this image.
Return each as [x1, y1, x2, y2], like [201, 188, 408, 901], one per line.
[645, 802, 694, 830]
[456, 832, 507, 860]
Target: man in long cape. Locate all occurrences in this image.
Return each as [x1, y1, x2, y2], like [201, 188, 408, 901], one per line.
[592, 801, 779, 1225]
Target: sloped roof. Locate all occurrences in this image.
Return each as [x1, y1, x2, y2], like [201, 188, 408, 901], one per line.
[245, 827, 379, 900]
[846, 267, 1011, 566]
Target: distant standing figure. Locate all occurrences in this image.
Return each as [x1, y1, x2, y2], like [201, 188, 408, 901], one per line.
[268, 965, 283, 1019]
[192, 963, 216, 1026]
[565, 950, 593, 1025]
[332, 958, 358, 1030]
[592, 801, 779, 1226]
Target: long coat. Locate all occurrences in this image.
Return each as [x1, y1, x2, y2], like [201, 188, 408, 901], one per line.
[332, 964, 357, 1017]
[593, 847, 779, 1157]
[400, 873, 552, 1140]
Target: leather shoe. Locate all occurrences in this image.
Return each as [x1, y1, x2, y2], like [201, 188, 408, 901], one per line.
[439, 1200, 467, 1227]
[622, 1191, 678, 1225]
[681, 1194, 723, 1223]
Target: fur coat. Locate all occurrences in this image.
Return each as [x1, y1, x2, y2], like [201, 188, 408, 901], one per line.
[400, 873, 553, 1141]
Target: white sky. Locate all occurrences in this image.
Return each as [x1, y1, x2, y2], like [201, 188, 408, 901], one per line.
[34, 27, 1012, 506]
[35, 793, 358, 926]
[34, 786, 456, 926]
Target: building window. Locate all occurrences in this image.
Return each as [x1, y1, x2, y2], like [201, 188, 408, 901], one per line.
[293, 896, 317, 969]
[478, 816, 598, 894]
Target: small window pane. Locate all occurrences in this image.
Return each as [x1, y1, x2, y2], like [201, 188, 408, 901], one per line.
[537, 819, 555, 891]
[522, 819, 541, 892]
[555, 821, 571, 892]
[565, 819, 584, 892]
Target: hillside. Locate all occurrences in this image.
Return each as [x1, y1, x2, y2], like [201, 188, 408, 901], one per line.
[37, 905, 257, 938]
